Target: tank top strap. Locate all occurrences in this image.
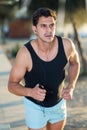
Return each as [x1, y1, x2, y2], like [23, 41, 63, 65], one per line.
[56, 36, 65, 56]
[25, 40, 38, 59]
[57, 36, 63, 50]
[24, 41, 33, 53]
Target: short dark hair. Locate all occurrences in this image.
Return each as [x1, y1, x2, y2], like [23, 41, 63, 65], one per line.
[32, 7, 57, 26]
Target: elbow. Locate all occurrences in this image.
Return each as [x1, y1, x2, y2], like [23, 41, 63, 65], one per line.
[8, 82, 11, 93]
[8, 81, 14, 94]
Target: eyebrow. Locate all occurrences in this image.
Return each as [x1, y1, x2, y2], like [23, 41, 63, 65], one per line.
[39, 22, 55, 26]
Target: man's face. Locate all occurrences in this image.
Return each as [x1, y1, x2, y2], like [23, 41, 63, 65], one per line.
[33, 16, 56, 43]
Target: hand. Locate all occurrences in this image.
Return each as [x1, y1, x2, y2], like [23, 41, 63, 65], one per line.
[30, 84, 46, 101]
[62, 84, 74, 100]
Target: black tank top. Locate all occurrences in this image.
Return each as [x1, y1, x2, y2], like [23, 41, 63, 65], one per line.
[24, 36, 67, 107]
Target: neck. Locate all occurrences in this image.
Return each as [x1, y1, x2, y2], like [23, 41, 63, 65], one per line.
[36, 38, 55, 53]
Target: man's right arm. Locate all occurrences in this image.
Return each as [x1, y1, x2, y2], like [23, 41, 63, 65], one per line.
[8, 46, 46, 101]
[8, 46, 32, 96]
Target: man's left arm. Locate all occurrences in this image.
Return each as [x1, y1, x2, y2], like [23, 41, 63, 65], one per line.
[62, 41, 80, 100]
[68, 50, 80, 89]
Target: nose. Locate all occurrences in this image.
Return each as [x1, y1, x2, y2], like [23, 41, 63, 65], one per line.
[46, 25, 52, 32]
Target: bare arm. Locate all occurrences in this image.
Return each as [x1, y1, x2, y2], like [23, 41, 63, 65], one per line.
[8, 46, 31, 96]
[8, 46, 46, 101]
[68, 50, 80, 89]
[62, 38, 80, 100]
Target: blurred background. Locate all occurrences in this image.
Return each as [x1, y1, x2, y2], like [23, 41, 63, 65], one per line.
[0, 0, 87, 130]
[0, 0, 87, 74]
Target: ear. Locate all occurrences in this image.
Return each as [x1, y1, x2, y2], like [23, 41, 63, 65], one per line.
[32, 25, 37, 33]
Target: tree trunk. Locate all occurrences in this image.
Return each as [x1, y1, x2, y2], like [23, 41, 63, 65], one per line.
[56, 0, 66, 33]
[72, 21, 87, 73]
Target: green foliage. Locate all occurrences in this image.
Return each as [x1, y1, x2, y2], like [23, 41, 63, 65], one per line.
[11, 44, 20, 57]
[28, 0, 58, 14]
[65, 0, 85, 13]
[65, 0, 87, 27]
[65, 8, 87, 27]
[28, 0, 87, 27]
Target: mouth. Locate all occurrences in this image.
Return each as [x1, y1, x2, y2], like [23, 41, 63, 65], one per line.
[45, 34, 53, 38]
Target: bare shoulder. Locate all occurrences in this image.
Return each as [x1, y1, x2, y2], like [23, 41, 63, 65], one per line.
[13, 46, 31, 70]
[16, 46, 29, 61]
[14, 47, 26, 65]
[62, 37, 77, 60]
[62, 37, 75, 51]
[9, 45, 32, 82]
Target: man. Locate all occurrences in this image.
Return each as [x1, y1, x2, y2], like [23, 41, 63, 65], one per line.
[8, 7, 80, 130]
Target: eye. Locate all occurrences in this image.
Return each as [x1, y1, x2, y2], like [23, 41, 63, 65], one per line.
[49, 23, 54, 28]
[41, 24, 46, 28]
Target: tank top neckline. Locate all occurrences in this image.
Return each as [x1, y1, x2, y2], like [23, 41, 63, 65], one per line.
[29, 36, 60, 63]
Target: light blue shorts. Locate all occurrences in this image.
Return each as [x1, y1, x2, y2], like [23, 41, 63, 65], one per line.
[24, 97, 67, 129]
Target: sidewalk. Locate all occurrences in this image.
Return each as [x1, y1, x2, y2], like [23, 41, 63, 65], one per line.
[0, 75, 27, 130]
[0, 48, 27, 130]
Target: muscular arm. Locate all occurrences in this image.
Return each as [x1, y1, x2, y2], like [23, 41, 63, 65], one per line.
[8, 46, 46, 101]
[62, 38, 80, 100]
[68, 52, 80, 89]
[8, 46, 32, 96]
[68, 41, 80, 89]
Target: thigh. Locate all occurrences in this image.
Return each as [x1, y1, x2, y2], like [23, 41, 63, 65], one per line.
[24, 98, 47, 129]
[46, 99, 67, 125]
[46, 119, 66, 130]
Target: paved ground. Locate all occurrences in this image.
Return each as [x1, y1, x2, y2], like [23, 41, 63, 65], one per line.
[0, 48, 27, 130]
[0, 75, 27, 130]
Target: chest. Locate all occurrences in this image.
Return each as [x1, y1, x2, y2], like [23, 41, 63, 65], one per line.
[38, 48, 58, 62]
[37, 42, 58, 62]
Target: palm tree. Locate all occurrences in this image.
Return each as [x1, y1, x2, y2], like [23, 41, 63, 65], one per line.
[56, 0, 66, 33]
[65, 0, 87, 74]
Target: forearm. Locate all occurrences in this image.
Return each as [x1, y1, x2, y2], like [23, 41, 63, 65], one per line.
[8, 82, 46, 101]
[8, 81, 32, 97]
[68, 62, 80, 89]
